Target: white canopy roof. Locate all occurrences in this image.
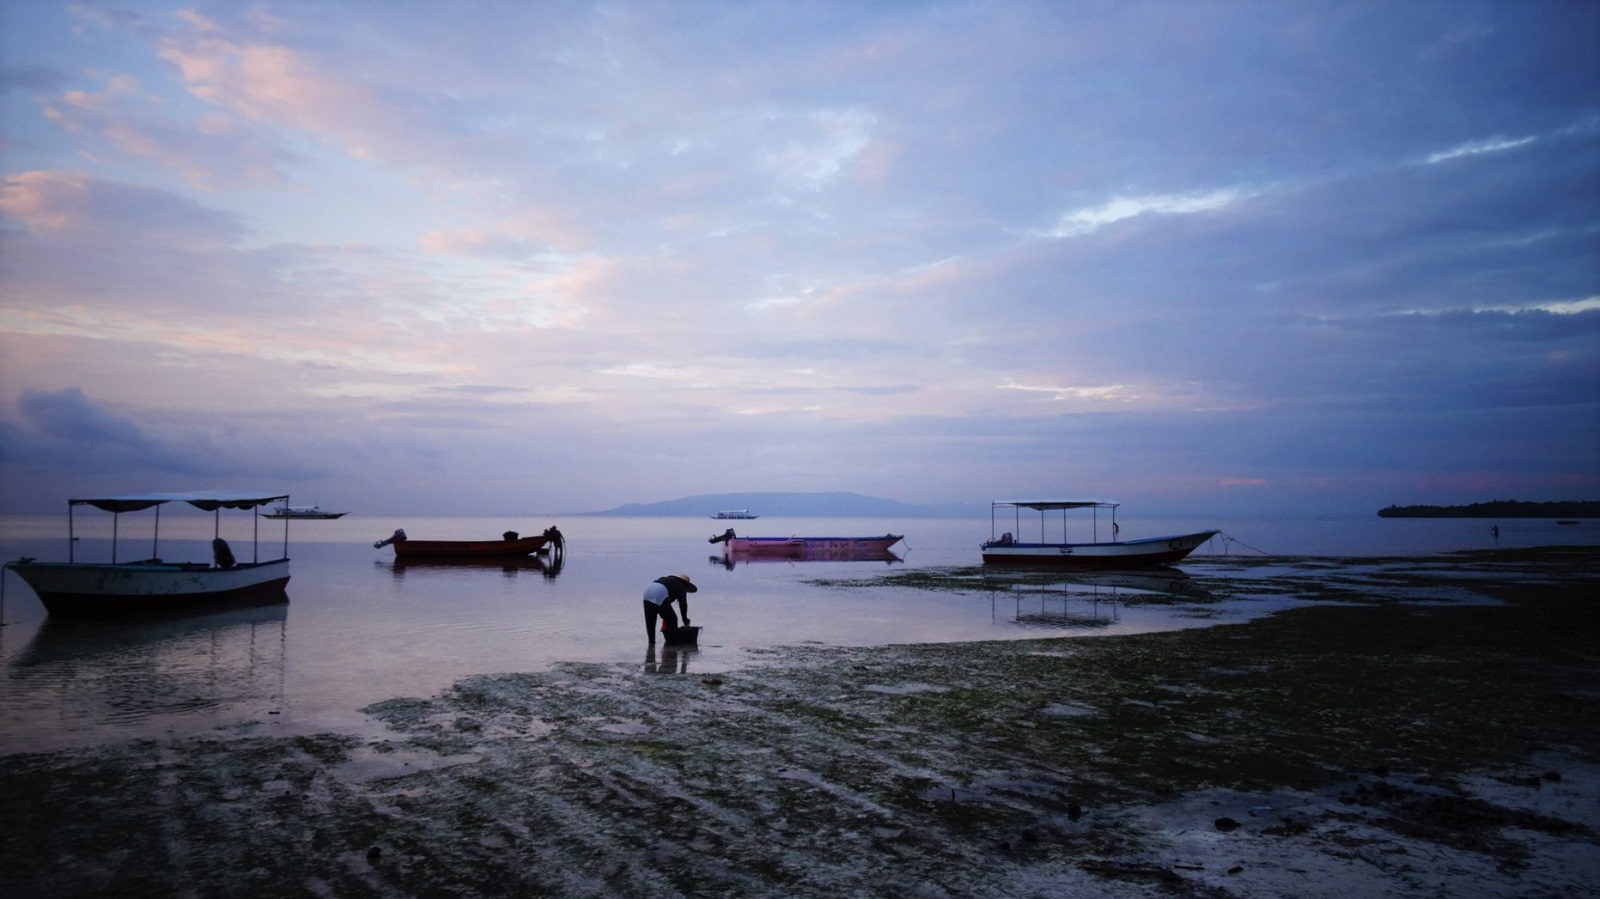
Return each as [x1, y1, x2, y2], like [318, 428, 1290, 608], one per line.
[69, 491, 290, 513]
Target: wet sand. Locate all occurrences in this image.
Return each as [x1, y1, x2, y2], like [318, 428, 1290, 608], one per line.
[2, 548, 1596, 897]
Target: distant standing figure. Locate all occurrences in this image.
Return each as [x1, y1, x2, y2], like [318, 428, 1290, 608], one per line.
[642, 573, 695, 645]
[543, 525, 565, 555]
[1492, 525, 1499, 539]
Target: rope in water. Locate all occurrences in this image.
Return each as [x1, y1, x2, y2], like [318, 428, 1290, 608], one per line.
[1217, 532, 1273, 556]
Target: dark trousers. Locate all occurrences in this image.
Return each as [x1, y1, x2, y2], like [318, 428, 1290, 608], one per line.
[644, 600, 679, 642]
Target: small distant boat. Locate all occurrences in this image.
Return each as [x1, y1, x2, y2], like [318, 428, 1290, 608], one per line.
[981, 500, 1218, 568]
[712, 509, 759, 519]
[374, 526, 562, 561]
[1556, 519, 1579, 526]
[260, 504, 347, 519]
[709, 529, 902, 557]
[4, 491, 293, 616]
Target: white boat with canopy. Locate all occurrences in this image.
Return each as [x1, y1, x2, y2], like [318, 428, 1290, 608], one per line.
[981, 500, 1218, 568]
[4, 491, 293, 616]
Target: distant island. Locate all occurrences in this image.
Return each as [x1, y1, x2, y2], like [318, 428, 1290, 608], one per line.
[582, 491, 985, 518]
[1377, 500, 1600, 519]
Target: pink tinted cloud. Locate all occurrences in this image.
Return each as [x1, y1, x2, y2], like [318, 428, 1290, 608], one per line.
[0, 169, 241, 244]
[159, 13, 388, 157]
[42, 74, 295, 189]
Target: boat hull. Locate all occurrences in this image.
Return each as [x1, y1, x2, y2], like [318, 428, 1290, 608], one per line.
[6, 559, 291, 616]
[261, 512, 346, 519]
[391, 536, 548, 560]
[981, 530, 1219, 568]
[725, 535, 903, 556]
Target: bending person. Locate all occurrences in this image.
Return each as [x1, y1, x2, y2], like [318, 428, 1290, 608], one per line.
[642, 573, 696, 644]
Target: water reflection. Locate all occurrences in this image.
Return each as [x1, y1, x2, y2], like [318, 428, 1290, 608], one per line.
[988, 568, 1209, 630]
[707, 548, 904, 570]
[1057, 568, 1207, 599]
[1002, 593, 1120, 628]
[9, 599, 289, 733]
[644, 644, 696, 675]
[390, 553, 562, 580]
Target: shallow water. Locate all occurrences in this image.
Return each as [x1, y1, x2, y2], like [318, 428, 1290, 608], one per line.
[0, 512, 1593, 753]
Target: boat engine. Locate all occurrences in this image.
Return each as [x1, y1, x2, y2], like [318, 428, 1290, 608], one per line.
[709, 528, 736, 544]
[373, 528, 408, 549]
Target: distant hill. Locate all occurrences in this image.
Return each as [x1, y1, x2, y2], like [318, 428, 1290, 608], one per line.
[581, 492, 984, 518]
[1377, 500, 1600, 519]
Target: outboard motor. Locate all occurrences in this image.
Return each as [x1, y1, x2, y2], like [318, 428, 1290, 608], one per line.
[374, 528, 407, 549]
[709, 528, 736, 545]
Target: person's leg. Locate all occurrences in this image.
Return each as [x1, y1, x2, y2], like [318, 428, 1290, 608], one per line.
[644, 600, 660, 643]
[659, 603, 680, 633]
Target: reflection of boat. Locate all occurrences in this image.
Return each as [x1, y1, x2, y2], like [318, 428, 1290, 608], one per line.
[1053, 567, 1207, 599]
[709, 547, 903, 569]
[11, 601, 289, 735]
[1556, 520, 1579, 526]
[1013, 608, 1117, 628]
[260, 504, 347, 519]
[391, 555, 557, 578]
[374, 526, 562, 560]
[981, 500, 1218, 568]
[709, 529, 902, 556]
[17, 601, 289, 668]
[712, 510, 759, 519]
[4, 491, 293, 616]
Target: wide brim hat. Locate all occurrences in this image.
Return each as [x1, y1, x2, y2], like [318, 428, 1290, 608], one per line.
[675, 573, 698, 592]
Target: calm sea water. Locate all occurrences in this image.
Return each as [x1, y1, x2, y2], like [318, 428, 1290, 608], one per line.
[1, 512, 1593, 754]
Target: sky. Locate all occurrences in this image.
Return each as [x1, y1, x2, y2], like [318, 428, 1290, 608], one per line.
[0, 0, 1596, 518]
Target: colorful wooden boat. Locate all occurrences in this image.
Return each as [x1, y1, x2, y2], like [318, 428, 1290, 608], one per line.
[981, 500, 1218, 568]
[4, 491, 293, 616]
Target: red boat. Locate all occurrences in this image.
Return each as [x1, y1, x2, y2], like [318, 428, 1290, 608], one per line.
[374, 527, 561, 560]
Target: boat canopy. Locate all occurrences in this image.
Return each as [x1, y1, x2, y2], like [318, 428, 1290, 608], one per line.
[993, 500, 1119, 511]
[69, 491, 290, 513]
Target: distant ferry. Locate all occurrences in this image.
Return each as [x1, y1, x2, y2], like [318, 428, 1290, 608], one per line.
[260, 504, 347, 519]
[712, 509, 759, 519]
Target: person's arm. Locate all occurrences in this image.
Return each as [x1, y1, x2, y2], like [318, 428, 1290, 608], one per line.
[677, 592, 690, 625]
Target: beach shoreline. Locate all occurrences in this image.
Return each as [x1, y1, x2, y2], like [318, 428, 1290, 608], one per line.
[3, 548, 1596, 897]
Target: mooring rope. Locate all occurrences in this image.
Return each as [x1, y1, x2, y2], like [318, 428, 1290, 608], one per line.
[1217, 532, 1273, 556]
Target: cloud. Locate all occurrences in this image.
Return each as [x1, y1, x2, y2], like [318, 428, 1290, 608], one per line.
[1425, 134, 1537, 164]
[1046, 188, 1253, 238]
[0, 169, 243, 243]
[40, 74, 298, 188]
[3, 387, 215, 477]
[0, 62, 68, 94]
[998, 381, 1140, 404]
[0, 1, 1594, 516]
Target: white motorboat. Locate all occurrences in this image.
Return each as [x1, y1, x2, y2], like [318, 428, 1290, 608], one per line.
[981, 500, 1218, 568]
[4, 491, 293, 616]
